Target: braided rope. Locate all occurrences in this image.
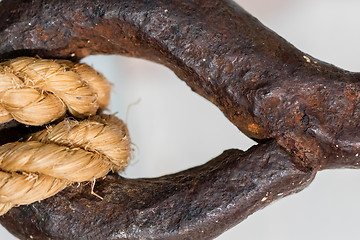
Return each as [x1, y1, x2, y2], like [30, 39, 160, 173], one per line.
[0, 57, 111, 125]
[0, 114, 131, 215]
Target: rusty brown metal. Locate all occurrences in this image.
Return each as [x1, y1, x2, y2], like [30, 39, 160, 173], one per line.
[0, 0, 358, 239]
[1, 141, 315, 240]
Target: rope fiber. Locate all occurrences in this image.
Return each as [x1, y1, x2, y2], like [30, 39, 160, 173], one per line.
[0, 57, 111, 125]
[0, 57, 131, 215]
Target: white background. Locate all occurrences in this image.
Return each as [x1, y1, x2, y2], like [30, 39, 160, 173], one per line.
[2, 0, 360, 239]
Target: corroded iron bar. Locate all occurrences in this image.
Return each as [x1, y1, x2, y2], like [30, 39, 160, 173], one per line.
[1, 141, 314, 240]
[0, 0, 359, 239]
[1, 0, 359, 169]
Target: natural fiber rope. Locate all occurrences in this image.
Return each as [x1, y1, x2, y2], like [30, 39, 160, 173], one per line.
[0, 57, 131, 216]
[0, 57, 111, 125]
[0, 114, 131, 215]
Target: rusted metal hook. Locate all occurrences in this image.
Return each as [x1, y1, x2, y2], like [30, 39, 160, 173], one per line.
[0, 0, 359, 239]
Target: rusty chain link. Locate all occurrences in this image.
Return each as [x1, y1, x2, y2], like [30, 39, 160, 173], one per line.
[0, 0, 359, 239]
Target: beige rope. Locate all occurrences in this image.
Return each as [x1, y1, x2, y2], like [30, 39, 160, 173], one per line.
[0, 57, 130, 215]
[0, 114, 131, 215]
[0, 57, 111, 125]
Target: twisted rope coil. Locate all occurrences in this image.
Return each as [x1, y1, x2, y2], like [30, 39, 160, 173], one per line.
[0, 114, 131, 215]
[0, 57, 111, 125]
[0, 57, 131, 216]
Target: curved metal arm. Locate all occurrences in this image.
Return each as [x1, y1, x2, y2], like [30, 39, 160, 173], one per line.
[0, 0, 358, 239]
[1, 141, 314, 239]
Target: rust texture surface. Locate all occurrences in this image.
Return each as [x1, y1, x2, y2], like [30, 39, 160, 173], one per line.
[0, 0, 358, 239]
[1, 142, 314, 239]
